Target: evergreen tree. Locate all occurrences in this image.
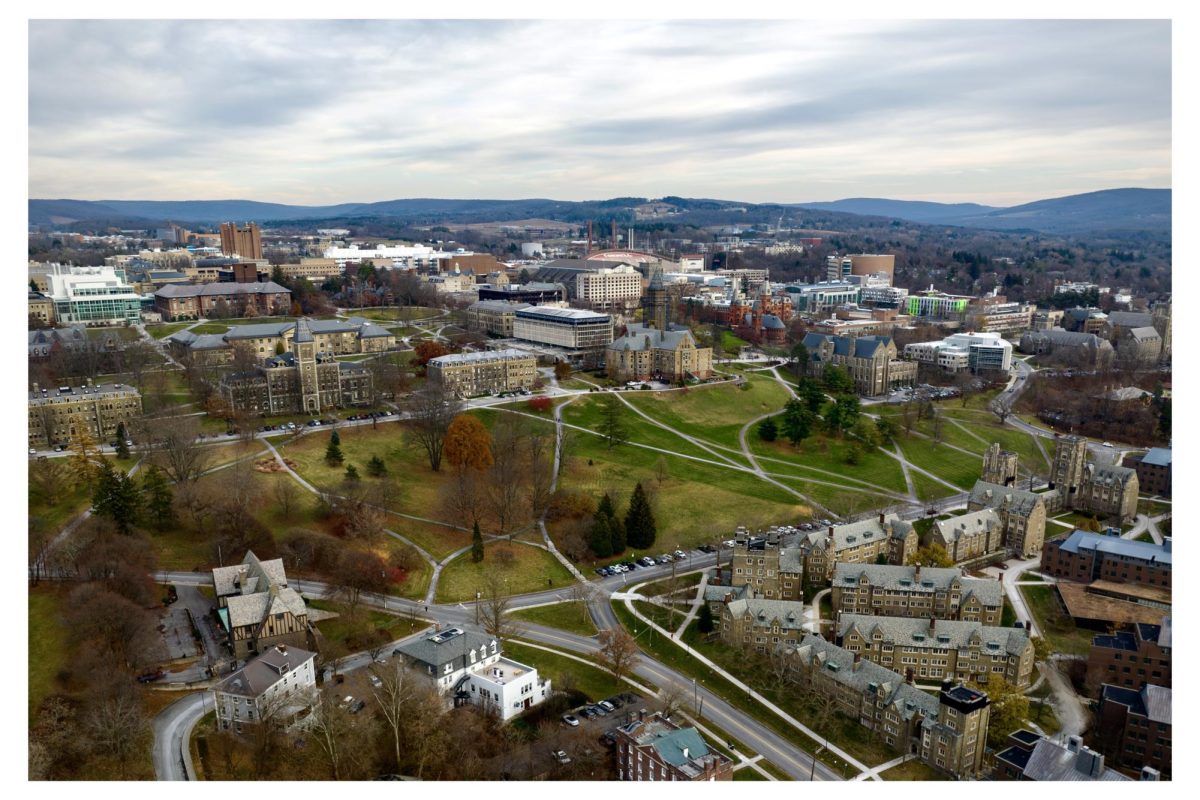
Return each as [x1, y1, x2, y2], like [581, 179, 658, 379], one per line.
[93, 460, 142, 535]
[697, 602, 715, 633]
[795, 377, 826, 414]
[344, 464, 360, 481]
[113, 422, 130, 459]
[624, 483, 657, 549]
[589, 513, 614, 558]
[141, 465, 175, 530]
[598, 394, 628, 450]
[331, 430, 341, 446]
[367, 455, 388, 477]
[325, 433, 344, 466]
[609, 512, 627, 555]
[780, 399, 814, 445]
[471, 521, 484, 563]
[822, 365, 854, 395]
[757, 417, 778, 442]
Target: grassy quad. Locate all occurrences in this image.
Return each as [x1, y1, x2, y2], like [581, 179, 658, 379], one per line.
[144, 321, 194, 339]
[880, 758, 951, 781]
[1020, 584, 1095, 656]
[624, 374, 792, 451]
[435, 542, 575, 603]
[508, 601, 598, 637]
[749, 433, 909, 494]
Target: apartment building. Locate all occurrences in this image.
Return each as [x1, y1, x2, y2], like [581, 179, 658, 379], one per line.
[801, 332, 917, 396]
[44, 265, 143, 326]
[1041, 531, 1171, 589]
[1096, 684, 1172, 778]
[796, 514, 918, 584]
[932, 509, 1006, 564]
[212, 644, 317, 731]
[966, 299, 1035, 335]
[1087, 617, 1171, 693]
[427, 349, 538, 398]
[1126, 447, 1171, 497]
[277, 258, 341, 283]
[781, 634, 991, 779]
[28, 380, 142, 449]
[967, 481, 1047, 558]
[154, 281, 292, 321]
[212, 551, 310, 661]
[466, 300, 532, 337]
[903, 331, 1013, 374]
[838, 614, 1035, 688]
[718, 598, 807, 652]
[512, 306, 613, 351]
[830, 564, 1004, 625]
[575, 263, 643, 310]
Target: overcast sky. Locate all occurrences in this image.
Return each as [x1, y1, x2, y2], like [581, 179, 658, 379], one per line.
[28, 19, 1171, 207]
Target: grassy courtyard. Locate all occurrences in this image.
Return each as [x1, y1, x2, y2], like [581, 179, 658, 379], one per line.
[509, 601, 598, 637]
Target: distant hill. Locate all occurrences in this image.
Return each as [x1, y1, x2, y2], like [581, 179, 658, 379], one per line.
[29, 187, 1170, 235]
[796, 198, 999, 224]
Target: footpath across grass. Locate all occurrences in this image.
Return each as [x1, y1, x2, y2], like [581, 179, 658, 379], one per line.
[435, 542, 574, 603]
[503, 640, 627, 703]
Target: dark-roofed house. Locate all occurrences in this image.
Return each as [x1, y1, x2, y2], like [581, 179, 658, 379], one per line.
[781, 634, 991, 779]
[153, 280, 291, 321]
[614, 711, 733, 781]
[212, 551, 311, 660]
[1086, 617, 1171, 693]
[1041, 530, 1171, 589]
[212, 644, 317, 731]
[801, 332, 916, 395]
[994, 732, 1137, 781]
[831, 563, 1004, 624]
[967, 480, 1048, 558]
[838, 613, 1035, 687]
[1096, 683, 1171, 778]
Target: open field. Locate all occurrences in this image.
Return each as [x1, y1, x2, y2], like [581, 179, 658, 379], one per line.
[880, 758, 950, 781]
[509, 601, 597, 637]
[503, 641, 630, 702]
[353, 306, 443, 322]
[435, 542, 575, 603]
[29, 463, 93, 534]
[624, 374, 791, 450]
[1020, 584, 1095, 656]
[751, 434, 909, 494]
[145, 321, 193, 339]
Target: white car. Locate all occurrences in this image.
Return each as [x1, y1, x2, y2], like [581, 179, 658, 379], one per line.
[722, 539, 736, 548]
[1102, 442, 1114, 448]
[370, 675, 382, 687]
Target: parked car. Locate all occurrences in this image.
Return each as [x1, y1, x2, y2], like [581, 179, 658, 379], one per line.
[605, 696, 624, 709]
[551, 749, 572, 765]
[657, 555, 672, 564]
[598, 700, 616, 713]
[596, 567, 610, 577]
[1102, 441, 1114, 448]
[722, 539, 736, 548]
[673, 549, 686, 559]
[370, 675, 382, 688]
[136, 668, 165, 683]
[640, 556, 657, 567]
[351, 700, 367, 714]
[28, 448, 35, 455]
[578, 706, 596, 719]
[562, 714, 580, 727]
[589, 704, 607, 716]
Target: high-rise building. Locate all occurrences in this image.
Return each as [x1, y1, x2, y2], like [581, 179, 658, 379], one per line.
[219, 222, 263, 260]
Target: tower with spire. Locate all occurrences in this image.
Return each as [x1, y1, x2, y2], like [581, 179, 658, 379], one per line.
[292, 317, 320, 413]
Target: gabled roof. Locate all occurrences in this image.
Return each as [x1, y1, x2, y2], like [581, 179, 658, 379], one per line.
[798, 514, 912, 554]
[392, 626, 497, 670]
[154, 281, 290, 298]
[839, 614, 1031, 656]
[724, 598, 807, 630]
[832, 563, 1003, 607]
[1021, 738, 1130, 781]
[1107, 310, 1153, 328]
[215, 645, 316, 699]
[1129, 325, 1161, 341]
[933, 508, 1001, 545]
[969, 480, 1044, 515]
[608, 322, 697, 353]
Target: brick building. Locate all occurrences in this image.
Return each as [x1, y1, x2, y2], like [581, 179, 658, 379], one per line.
[1040, 530, 1171, 590]
[1095, 684, 1171, 778]
[154, 281, 292, 321]
[614, 711, 733, 781]
[1086, 617, 1171, 694]
[1125, 447, 1171, 497]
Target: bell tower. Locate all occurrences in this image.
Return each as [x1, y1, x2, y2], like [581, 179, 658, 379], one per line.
[292, 318, 320, 413]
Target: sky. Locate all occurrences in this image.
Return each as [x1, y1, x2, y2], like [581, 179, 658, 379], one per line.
[27, 19, 1172, 207]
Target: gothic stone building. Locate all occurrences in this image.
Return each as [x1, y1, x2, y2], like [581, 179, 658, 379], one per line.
[830, 564, 1004, 625]
[967, 481, 1048, 558]
[801, 332, 917, 396]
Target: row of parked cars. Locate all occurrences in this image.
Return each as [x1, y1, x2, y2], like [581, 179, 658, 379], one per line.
[594, 550, 689, 577]
[561, 692, 640, 728]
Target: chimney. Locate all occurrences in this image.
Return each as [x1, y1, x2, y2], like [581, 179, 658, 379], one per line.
[638, 708, 646, 722]
[587, 221, 593, 254]
[277, 644, 287, 655]
[1025, 620, 1032, 633]
[940, 678, 953, 694]
[914, 564, 921, 582]
[828, 525, 835, 537]
[682, 747, 690, 761]
[878, 512, 885, 525]
[1075, 747, 1104, 777]
[1066, 735, 1083, 754]
[929, 616, 936, 633]
[1141, 766, 1161, 782]
[905, 668, 915, 684]
[852, 653, 862, 672]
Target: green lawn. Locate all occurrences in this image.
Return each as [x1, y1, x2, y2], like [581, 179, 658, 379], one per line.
[1051, 511, 1104, 531]
[720, 330, 750, 353]
[308, 599, 412, 648]
[636, 571, 705, 598]
[436, 542, 574, 603]
[880, 758, 950, 781]
[625, 374, 791, 451]
[29, 465, 92, 535]
[1020, 585, 1095, 656]
[896, 435, 986, 491]
[354, 306, 443, 323]
[1138, 498, 1172, 517]
[29, 587, 68, 719]
[145, 321, 194, 339]
[508, 601, 597, 637]
[733, 767, 769, 780]
[562, 395, 743, 465]
[633, 600, 688, 631]
[503, 641, 629, 702]
[751, 435, 909, 495]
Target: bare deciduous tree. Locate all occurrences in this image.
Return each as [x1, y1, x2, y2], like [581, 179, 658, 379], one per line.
[272, 475, 301, 521]
[479, 572, 523, 643]
[371, 660, 417, 771]
[141, 415, 211, 485]
[82, 688, 149, 780]
[597, 627, 640, 684]
[405, 382, 463, 472]
[488, 417, 526, 536]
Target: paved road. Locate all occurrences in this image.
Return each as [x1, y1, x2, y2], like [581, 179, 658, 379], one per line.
[152, 692, 206, 780]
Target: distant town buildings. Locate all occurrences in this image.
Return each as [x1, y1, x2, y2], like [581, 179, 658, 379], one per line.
[219, 222, 263, 260]
[903, 331, 1013, 374]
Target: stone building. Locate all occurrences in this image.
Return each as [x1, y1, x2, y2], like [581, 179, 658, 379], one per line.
[830, 564, 1004, 625]
[614, 711, 733, 781]
[837, 614, 1036, 688]
[154, 281, 292, 321]
[781, 634, 992, 779]
[932, 509, 1006, 564]
[28, 380, 142, 449]
[218, 318, 373, 415]
[167, 316, 395, 364]
[967, 481, 1047, 558]
[1049, 435, 1139, 523]
[1118, 326, 1163, 367]
[718, 598, 808, 653]
[427, 349, 538, 398]
[466, 300, 531, 337]
[801, 332, 917, 396]
[28, 291, 54, 325]
[1018, 328, 1114, 369]
[981, 443, 1018, 486]
[212, 551, 311, 661]
[728, 536, 803, 601]
[796, 514, 918, 584]
[607, 267, 713, 383]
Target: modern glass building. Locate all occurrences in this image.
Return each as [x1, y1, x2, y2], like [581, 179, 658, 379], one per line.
[46, 265, 143, 325]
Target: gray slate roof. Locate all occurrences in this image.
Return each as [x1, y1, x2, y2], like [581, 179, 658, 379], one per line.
[215, 645, 316, 699]
[832, 563, 1003, 608]
[1129, 325, 1161, 341]
[839, 613, 1031, 656]
[724, 598, 807, 630]
[1107, 311, 1153, 328]
[798, 514, 912, 554]
[934, 509, 1001, 546]
[969, 480, 1044, 515]
[1021, 738, 1131, 781]
[393, 626, 497, 671]
[154, 281, 290, 298]
[609, 322, 697, 352]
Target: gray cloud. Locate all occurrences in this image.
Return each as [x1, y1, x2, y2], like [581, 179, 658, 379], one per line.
[28, 19, 1170, 205]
